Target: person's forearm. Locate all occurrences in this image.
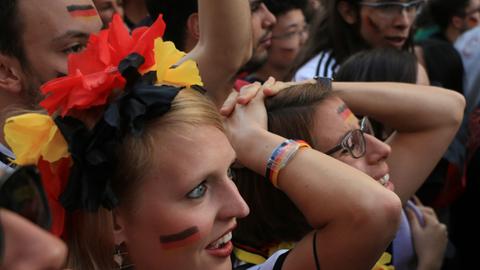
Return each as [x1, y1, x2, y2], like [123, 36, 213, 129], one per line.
[196, 0, 253, 107]
[332, 82, 465, 132]
[234, 128, 402, 269]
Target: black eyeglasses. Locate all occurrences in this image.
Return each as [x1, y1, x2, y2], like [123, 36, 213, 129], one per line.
[358, 0, 425, 19]
[325, 117, 374, 159]
[0, 166, 51, 262]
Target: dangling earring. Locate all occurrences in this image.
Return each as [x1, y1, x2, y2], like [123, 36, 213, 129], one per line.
[114, 243, 134, 269]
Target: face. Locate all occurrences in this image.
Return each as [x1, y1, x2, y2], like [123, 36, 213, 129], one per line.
[268, 9, 308, 70]
[249, 0, 277, 65]
[463, 0, 480, 30]
[0, 209, 67, 270]
[18, 0, 102, 90]
[312, 97, 394, 190]
[356, 0, 418, 49]
[93, 0, 124, 28]
[115, 125, 249, 270]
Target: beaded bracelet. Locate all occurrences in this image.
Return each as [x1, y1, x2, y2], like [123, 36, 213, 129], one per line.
[265, 139, 311, 188]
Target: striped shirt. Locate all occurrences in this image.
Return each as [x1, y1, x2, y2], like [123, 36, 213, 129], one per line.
[294, 50, 339, 81]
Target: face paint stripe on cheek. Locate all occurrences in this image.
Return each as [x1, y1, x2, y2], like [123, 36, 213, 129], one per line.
[337, 104, 357, 125]
[159, 226, 201, 249]
[66, 5, 98, 18]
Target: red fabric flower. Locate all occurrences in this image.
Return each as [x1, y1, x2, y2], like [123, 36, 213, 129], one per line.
[40, 14, 166, 116]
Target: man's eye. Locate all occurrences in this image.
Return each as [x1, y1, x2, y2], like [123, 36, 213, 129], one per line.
[186, 181, 207, 199]
[62, 43, 86, 54]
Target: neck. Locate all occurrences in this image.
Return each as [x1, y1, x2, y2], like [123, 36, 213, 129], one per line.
[254, 62, 289, 82]
[123, 0, 148, 25]
[445, 25, 461, 43]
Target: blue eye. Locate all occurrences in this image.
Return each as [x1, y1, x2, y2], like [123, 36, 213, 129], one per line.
[187, 181, 207, 199]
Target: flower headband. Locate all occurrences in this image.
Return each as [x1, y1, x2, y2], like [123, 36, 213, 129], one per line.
[3, 14, 203, 237]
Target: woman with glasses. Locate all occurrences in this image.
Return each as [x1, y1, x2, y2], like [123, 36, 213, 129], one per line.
[229, 74, 463, 269]
[292, 0, 425, 81]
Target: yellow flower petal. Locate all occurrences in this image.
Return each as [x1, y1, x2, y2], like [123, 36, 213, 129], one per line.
[372, 252, 395, 270]
[4, 113, 69, 165]
[154, 38, 203, 87]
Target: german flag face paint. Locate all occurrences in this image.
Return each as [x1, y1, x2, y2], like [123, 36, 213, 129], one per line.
[66, 4, 98, 18]
[159, 226, 201, 249]
[337, 103, 357, 126]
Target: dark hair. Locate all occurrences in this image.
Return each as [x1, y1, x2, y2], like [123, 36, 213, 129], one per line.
[292, 0, 414, 76]
[335, 48, 418, 139]
[335, 48, 418, 83]
[0, 0, 26, 63]
[263, 0, 307, 17]
[145, 0, 198, 51]
[429, 0, 471, 30]
[233, 83, 333, 248]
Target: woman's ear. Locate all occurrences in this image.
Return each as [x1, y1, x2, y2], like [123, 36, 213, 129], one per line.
[337, 1, 358, 25]
[112, 209, 127, 245]
[0, 54, 23, 94]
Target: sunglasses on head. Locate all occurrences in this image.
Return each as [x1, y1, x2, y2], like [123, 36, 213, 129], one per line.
[0, 166, 51, 263]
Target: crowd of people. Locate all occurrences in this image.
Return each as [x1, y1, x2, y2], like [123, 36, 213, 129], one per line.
[0, 0, 478, 269]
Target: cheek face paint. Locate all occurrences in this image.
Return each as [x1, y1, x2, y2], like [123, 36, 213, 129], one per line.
[159, 226, 201, 250]
[66, 4, 98, 18]
[337, 104, 357, 125]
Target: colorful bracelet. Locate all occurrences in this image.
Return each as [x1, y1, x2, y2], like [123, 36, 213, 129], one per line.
[265, 139, 311, 188]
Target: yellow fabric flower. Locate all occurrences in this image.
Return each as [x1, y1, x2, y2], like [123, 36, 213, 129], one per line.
[153, 38, 203, 87]
[4, 113, 69, 165]
[372, 252, 395, 270]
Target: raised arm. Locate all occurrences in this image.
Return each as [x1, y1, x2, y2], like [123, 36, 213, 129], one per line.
[225, 81, 402, 270]
[332, 82, 465, 205]
[187, 0, 253, 108]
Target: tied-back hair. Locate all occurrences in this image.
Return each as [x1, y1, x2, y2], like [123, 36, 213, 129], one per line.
[233, 82, 333, 248]
[66, 88, 223, 270]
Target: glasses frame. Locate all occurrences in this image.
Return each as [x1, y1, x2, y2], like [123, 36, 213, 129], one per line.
[358, 0, 425, 17]
[325, 117, 373, 159]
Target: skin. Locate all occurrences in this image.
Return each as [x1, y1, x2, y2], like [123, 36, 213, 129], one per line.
[356, 0, 416, 49]
[0, 209, 67, 270]
[113, 125, 249, 270]
[248, 0, 277, 67]
[463, 0, 480, 30]
[255, 9, 308, 81]
[312, 98, 393, 189]
[0, 0, 101, 147]
[19, 0, 102, 84]
[93, 0, 124, 28]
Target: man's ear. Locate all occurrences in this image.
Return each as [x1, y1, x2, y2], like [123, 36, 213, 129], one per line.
[112, 209, 127, 245]
[186, 13, 200, 41]
[0, 54, 22, 94]
[337, 1, 358, 25]
[451, 15, 465, 30]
